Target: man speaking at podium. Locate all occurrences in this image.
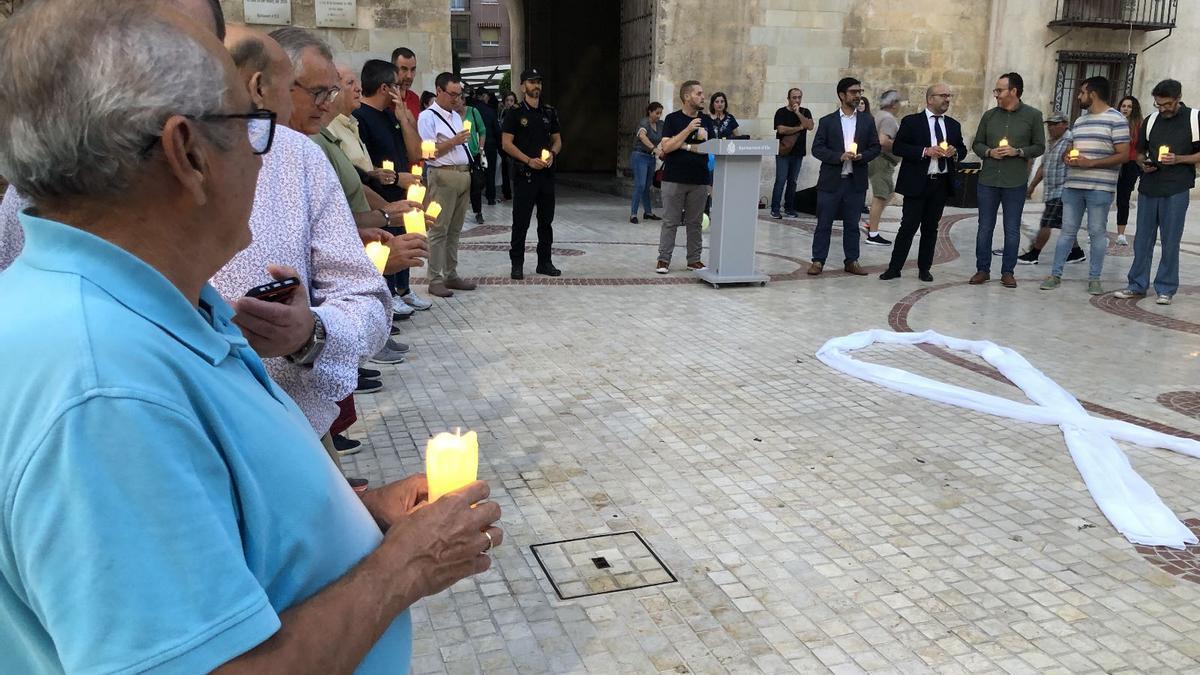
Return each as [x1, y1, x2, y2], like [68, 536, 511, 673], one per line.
[655, 80, 716, 275]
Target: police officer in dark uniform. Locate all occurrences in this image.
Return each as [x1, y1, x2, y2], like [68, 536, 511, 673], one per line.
[501, 67, 563, 279]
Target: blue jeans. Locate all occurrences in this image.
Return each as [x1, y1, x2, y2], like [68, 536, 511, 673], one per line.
[975, 184, 1027, 275]
[629, 151, 656, 216]
[1052, 187, 1113, 279]
[812, 177, 865, 264]
[771, 155, 803, 214]
[1126, 190, 1190, 296]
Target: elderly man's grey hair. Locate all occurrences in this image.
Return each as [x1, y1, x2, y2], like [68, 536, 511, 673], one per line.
[268, 26, 334, 76]
[0, 0, 231, 203]
[879, 90, 902, 109]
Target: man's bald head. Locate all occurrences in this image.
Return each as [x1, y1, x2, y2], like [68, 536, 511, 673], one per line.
[225, 24, 293, 127]
[172, 0, 225, 40]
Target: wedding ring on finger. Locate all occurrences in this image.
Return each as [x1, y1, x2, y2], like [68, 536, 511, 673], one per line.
[481, 529, 494, 554]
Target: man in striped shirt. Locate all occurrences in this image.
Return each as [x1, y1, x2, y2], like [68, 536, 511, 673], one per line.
[1041, 76, 1129, 294]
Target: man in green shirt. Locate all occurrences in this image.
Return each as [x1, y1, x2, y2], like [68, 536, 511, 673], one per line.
[457, 96, 487, 224]
[970, 72, 1045, 288]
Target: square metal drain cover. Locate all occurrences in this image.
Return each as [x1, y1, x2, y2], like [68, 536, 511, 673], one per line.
[530, 531, 676, 600]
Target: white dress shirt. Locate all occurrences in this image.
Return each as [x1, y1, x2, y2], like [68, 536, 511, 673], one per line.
[0, 127, 392, 435]
[925, 109, 949, 175]
[418, 101, 471, 167]
[839, 109, 857, 176]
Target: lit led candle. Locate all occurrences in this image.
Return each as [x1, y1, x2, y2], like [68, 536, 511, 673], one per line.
[938, 141, 949, 151]
[364, 241, 389, 274]
[381, 160, 395, 172]
[540, 149, 551, 162]
[463, 120, 472, 132]
[1068, 149, 1080, 159]
[1159, 145, 1171, 161]
[426, 430, 478, 502]
[426, 201, 443, 219]
[411, 164, 423, 177]
[406, 183, 426, 204]
[848, 141, 858, 154]
[998, 137, 1009, 148]
[402, 209, 426, 236]
[421, 140, 436, 159]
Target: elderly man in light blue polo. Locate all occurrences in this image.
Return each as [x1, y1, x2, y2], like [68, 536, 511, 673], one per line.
[0, 1, 501, 672]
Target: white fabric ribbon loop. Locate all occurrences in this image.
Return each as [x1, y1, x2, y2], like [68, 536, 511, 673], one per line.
[816, 329, 1200, 549]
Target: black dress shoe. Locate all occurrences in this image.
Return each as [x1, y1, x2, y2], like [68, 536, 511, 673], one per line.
[359, 367, 381, 379]
[536, 264, 562, 277]
[879, 269, 901, 280]
[474, 213, 485, 224]
[511, 267, 524, 280]
[918, 270, 934, 282]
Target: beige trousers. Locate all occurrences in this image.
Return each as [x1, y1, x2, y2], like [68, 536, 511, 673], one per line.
[426, 167, 471, 284]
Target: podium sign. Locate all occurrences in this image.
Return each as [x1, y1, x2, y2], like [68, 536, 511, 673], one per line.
[694, 139, 774, 287]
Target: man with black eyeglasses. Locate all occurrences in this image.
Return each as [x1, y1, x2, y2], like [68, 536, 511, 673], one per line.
[1114, 79, 1200, 306]
[418, 72, 475, 298]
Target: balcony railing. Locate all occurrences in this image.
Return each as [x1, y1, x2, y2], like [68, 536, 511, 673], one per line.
[1050, 0, 1177, 31]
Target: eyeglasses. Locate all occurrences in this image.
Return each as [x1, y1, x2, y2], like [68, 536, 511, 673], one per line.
[293, 81, 340, 107]
[140, 109, 277, 156]
[442, 90, 464, 99]
[1153, 99, 1180, 109]
[992, 88, 1012, 95]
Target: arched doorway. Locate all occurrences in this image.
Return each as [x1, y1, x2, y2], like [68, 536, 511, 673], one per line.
[505, 0, 655, 178]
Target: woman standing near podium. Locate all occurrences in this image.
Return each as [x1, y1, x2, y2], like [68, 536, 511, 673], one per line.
[709, 92, 740, 139]
[630, 102, 665, 224]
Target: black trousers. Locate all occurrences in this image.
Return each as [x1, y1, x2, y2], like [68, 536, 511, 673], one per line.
[1116, 160, 1141, 227]
[483, 146, 498, 203]
[511, 170, 555, 267]
[887, 175, 950, 273]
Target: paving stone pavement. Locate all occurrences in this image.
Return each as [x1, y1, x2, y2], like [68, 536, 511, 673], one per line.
[341, 187, 1200, 674]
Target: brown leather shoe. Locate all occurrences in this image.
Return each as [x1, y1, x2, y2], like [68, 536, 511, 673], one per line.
[844, 261, 867, 276]
[968, 271, 990, 285]
[427, 282, 454, 298]
[1001, 273, 1017, 288]
[445, 277, 477, 291]
[807, 261, 824, 276]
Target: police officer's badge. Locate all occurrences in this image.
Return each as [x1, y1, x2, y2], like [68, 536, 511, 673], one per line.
[520, 117, 529, 127]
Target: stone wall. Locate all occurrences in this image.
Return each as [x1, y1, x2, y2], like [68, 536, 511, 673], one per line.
[219, 0, 451, 93]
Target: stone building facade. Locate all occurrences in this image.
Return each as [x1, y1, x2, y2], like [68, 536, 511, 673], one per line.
[5, 1, 1195, 195]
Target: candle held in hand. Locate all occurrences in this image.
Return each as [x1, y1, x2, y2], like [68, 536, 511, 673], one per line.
[364, 241, 389, 274]
[402, 209, 426, 236]
[1159, 145, 1171, 161]
[426, 430, 478, 502]
[426, 201, 443, 219]
[998, 138, 1009, 148]
[847, 141, 858, 155]
[411, 164, 423, 177]
[463, 120, 472, 132]
[1068, 149, 1080, 159]
[381, 160, 394, 172]
[938, 141, 949, 151]
[421, 140, 436, 159]
[406, 183, 426, 204]
[540, 149, 551, 162]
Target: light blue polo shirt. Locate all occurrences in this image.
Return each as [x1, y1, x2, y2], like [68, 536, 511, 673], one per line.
[0, 212, 411, 673]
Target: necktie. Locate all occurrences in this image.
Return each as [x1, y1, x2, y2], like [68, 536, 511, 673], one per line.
[933, 116, 946, 173]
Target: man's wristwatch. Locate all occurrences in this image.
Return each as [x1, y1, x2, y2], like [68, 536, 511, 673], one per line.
[286, 312, 326, 366]
[379, 209, 391, 226]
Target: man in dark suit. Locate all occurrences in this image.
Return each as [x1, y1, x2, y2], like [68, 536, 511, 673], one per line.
[880, 83, 968, 282]
[808, 77, 881, 276]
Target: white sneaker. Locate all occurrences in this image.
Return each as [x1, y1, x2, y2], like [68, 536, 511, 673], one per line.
[655, 261, 669, 274]
[1156, 294, 1173, 305]
[1117, 234, 1129, 246]
[392, 295, 414, 317]
[402, 291, 432, 310]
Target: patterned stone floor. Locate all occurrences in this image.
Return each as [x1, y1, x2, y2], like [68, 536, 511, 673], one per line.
[341, 188, 1200, 674]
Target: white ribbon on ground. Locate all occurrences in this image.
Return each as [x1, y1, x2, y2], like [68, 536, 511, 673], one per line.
[816, 329, 1200, 549]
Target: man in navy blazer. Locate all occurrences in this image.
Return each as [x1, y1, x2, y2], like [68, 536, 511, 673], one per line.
[808, 77, 881, 276]
[879, 83, 968, 281]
